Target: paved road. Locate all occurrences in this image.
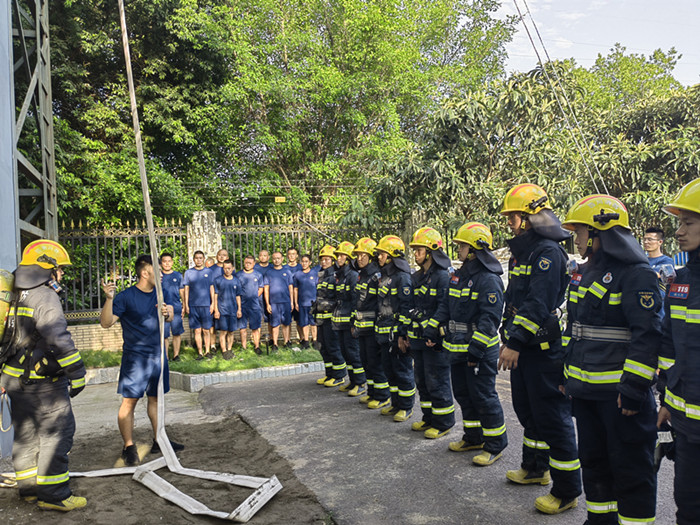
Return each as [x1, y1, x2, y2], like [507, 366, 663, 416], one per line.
[197, 373, 676, 525]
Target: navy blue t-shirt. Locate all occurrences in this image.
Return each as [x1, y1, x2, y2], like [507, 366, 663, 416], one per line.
[293, 268, 319, 307]
[209, 265, 224, 281]
[266, 267, 293, 304]
[285, 263, 303, 276]
[113, 285, 174, 355]
[161, 270, 183, 310]
[183, 267, 213, 306]
[214, 275, 241, 315]
[236, 269, 264, 304]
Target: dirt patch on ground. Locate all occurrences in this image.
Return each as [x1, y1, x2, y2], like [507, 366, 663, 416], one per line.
[0, 418, 331, 524]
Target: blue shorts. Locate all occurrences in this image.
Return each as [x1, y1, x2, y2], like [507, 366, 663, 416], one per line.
[270, 303, 291, 328]
[164, 308, 184, 338]
[298, 306, 316, 328]
[217, 314, 238, 332]
[118, 350, 169, 398]
[239, 303, 262, 330]
[189, 305, 213, 330]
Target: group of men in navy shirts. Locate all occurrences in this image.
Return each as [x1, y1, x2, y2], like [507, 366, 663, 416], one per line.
[160, 247, 320, 359]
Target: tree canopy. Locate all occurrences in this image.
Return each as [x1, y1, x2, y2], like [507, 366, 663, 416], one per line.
[49, 0, 514, 226]
[366, 51, 699, 245]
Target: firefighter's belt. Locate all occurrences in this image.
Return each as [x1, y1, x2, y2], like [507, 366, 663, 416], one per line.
[448, 321, 477, 333]
[570, 321, 631, 343]
[355, 311, 376, 320]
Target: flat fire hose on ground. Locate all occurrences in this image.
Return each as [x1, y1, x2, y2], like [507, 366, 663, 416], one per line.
[71, 1, 282, 520]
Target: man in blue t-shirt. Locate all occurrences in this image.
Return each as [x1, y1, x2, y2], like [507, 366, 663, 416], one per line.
[255, 249, 272, 330]
[285, 247, 303, 342]
[644, 226, 675, 318]
[265, 251, 294, 352]
[213, 260, 242, 358]
[208, 248, 229, 352]
[293, 254, 318, 349]
[160, 252, 184, 361]
[183, 250, 215, 359]
[237, 255, 264, 354]
[100, 255, 182, 466]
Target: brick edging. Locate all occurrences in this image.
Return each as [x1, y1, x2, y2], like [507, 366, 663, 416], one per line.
[85, 361, 325, 392]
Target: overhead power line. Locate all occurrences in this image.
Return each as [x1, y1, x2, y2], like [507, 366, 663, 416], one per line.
[513, 0, 609, 194]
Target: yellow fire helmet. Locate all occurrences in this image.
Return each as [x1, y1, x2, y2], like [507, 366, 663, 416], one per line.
[562, 194, 631, 231]
[319, 244, 337, 260]
[352, 237, 377, 257]
[501, 183, 552, 215]
[334, 241, 356, 259]
[453, 222, 494, 250]
[375, 235, 405, 258]
[409, 227, 443, 251]
[20, 239, 72, 269]
[664, 178, 700, 217]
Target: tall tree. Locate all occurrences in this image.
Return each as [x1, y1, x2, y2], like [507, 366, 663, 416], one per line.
[48, 0, 515, 226]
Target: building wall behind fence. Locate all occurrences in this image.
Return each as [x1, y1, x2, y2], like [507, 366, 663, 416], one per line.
[59, 214, 401, 318]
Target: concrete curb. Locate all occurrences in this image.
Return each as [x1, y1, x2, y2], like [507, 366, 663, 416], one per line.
[85, 361, 325, 392]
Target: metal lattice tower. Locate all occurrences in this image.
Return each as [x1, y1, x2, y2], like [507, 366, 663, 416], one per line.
[0, 0, 57, 270]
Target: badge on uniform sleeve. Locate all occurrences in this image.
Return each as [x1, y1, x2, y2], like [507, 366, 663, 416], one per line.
[468, 279, 473, 287]
[450, 275, 460, 284]
[487, 293, 498, 304]
[669, 283, 689, 299]
[638, 290, 655, 310]
[537, 257, 552, 272]
[602, 272, 613, 284]
[402, 286, 411, 296]
[570, 273, 582, 286]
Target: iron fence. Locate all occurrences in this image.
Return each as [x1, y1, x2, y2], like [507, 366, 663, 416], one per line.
[58, 216, 401, 319]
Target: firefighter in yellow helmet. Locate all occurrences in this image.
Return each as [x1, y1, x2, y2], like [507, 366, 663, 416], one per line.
[313, 245, 347, 387]
[332, 242, 366, 395]
[498, 184, 582, 515]
[0, 240, 87, 511]
[374, 235, 414, 421]
[352, 238, 388, 406]
[658, 178, 700, 525]
[562, 195, 661, 524]
[425, 222, 508, 464]
[407, 227, 455, 438]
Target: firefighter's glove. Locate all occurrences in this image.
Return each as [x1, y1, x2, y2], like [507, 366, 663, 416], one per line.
[619, 393, 643, 413]
[34, 357, 61, 377]
[69, 377, 86, 398]
[423, 326, 438, 342]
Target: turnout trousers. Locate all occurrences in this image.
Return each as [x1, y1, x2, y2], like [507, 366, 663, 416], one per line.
[0, 375, 74, 502]
[572, 393, 657, 525]
[412, 343, 455, 431]
[674, 430, 700, 525]
[358, 332, 388, 400]
[510, 349, 581, 500]
[450, 349, 507, 454]
[379, 340, 415, 410]
[317, 320, 346, 380]
[336, 328, 366, 386]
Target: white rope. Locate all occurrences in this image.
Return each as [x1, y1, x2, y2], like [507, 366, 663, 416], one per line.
[72, 3, 283, 521]
[512, 0, 609, 195]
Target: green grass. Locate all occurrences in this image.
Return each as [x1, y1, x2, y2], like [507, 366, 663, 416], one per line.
[81, 343, 322, 373]
[81, 349, 124, 368]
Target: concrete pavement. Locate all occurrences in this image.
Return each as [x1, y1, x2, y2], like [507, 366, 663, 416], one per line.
[196, 373, 677, 525]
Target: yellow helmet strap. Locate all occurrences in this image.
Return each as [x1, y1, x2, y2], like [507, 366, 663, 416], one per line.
[520, 213, 528, 229]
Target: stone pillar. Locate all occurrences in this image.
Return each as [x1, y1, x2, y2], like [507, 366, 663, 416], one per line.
[187, 211, 222, 265]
